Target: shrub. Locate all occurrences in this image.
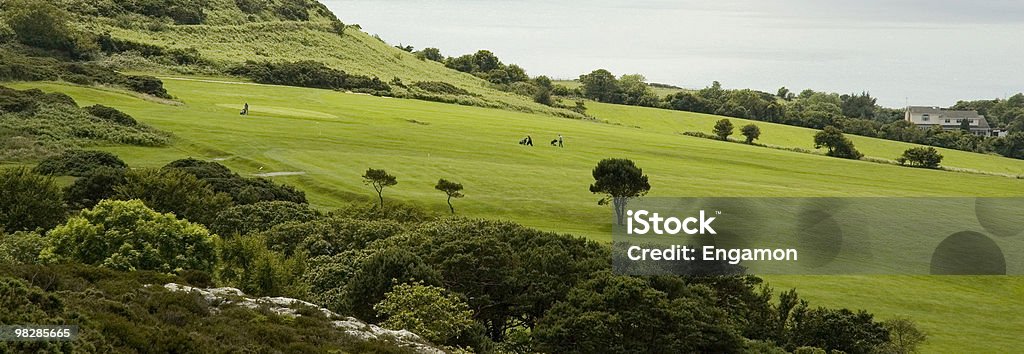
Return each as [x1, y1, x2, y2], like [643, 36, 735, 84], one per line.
[63, 166, 127, 210]
[343, 248, 442, 322]
[124, 75, 171, 98]
[375, 282, 477, 345]
[229, 60, 390, 94]
[0, 231, 46, 264]
[211, 201, 322, 236]
[41, 199, 217, 273]
[215, 234, 305, 297]
[814, 126, 863, 159]
[0, 167, 65, 232]
[113, 168, 233, 227]
[85, 105, 139, 126]
[262, 217, 405, 257]
[411, 81, 471, 96]
[4, 0, 97, 59]
[741, 123, 761, 144]
[33, 150, 127, 176]
[164, 158, 307, 204]
[897, 147, 943, 169]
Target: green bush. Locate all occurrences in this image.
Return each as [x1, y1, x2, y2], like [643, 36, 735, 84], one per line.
[124, 75, 171, 98]
[375, 282, 477, 346]
[0, 231, 46, 264]
[113, 168, 233, 227]
[343, 248, 442, 322]
[0, 167, 65, 233]
[215, 234, 305, 297]
[63, 166, 127, 210]
[164, 158, 307, 204]
[85, 104, 139, 126]
[228, 60, 390, 94]
[411, 81, 471, 96]
[211, 201, 322, 236]
[33, 150, 128, 176]
[3, 0, 98, 59]
[897, 146, 943, 169]
[41, 199, 218, 273]
[262, 216, 405, 257]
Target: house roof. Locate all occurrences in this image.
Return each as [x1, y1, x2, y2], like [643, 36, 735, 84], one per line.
[907, 106, 982, 119]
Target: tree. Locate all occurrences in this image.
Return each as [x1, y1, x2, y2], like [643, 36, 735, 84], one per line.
[534, 272, 743, 353]
[362, 168, 398, 208]
[881, 317, 927, 354]
[897, 147, 943, 169]
[41, 199, 217, 273]
[533, 75, 554, 106]
[741, 124, 762, 144]
[434, 179, 465, 214]
[993, 132, 1024, 159]
[343, 247, 441, 322]
[778, 87, 794, 101]
[210, 201, 322, 237]
[959, 118, 971, 132]
[814, 126, 863, 159]
[714, 119, 735, 140]
[374, 282, 477, 345]
[579, 69, 623, 103]
[0, 167, 65, 233]
[619, 74, 659, 107]
[416, 47, 444, 62]
[589, 159, 651, 225]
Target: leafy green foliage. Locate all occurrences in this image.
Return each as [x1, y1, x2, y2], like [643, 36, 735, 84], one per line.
[229, 60, 391, 94]
[0, 167, 65, 233]
[362, 168, 398, 207]
[814, 126, 863, 159]
[33, 150, 128, 177]
[3, 0, 97, 59]
[415, 47, 444, 62]
[343, 248, 441, 322]
[42, 199, 217, 273]
[164, 158, 307, 204]
[579, 69, 623, 103]
[0, 231, 46, 264]
[63, 167, 127, 210]
[880, 317, 927, 354]
[410, 81, 471, 96]
[215, 234, 305, 297]
[534, 272, 744, 353]
[374, 282, 476, 345]
[84, 104, 140, 126]
[589, 158, 651, 225]
[741, 123, 762, 144]
[444, 50, 528, 85]
[211, 201, 322, 236]
[263, 216, 405, 257]
[785, 303, 890, 354]
[897, 147, 943, 169]
[113, 168, 233, 226]
[714, 118, 735, 140]
[434, 179, 464, 214]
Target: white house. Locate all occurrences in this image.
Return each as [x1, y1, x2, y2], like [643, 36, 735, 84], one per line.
[904, 106, 999, 137]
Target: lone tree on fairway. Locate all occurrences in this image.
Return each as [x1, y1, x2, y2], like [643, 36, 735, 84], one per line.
[363, 168, 398, 208]
[741, 123, 761, 144]
[814, 126, 863, 159]
[897, 147, 943, 169]
[713, 119, 734, 140]
[589, 159, 651, 225]
[434, 179, 464, 214]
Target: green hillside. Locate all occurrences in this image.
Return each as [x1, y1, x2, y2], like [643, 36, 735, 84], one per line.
[10, 78, 1023, 352]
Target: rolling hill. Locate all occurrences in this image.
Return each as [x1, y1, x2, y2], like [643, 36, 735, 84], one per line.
[4, 0, 1024, 352]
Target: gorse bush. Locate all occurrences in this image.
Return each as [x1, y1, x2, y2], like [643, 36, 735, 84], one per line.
[164, 158, 307, 204]
[63, 167, 128, 210]
[0, 167, 66, 233]
[410, 81, 471, 96]
[33, 150, 128, 177]
[84, 104, 139, 126]
[113, 168, 233, 227]
[229, 60, 391, 94]
[0, 48, 172, 98]
[41, 199, 217, 273]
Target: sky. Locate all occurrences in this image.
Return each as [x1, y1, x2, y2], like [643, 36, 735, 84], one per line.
[322, 0, 1023, 107]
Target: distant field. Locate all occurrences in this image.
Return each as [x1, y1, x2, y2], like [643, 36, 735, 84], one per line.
[11, 79, 1024, 352]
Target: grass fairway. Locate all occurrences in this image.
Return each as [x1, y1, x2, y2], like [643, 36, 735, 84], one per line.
[11, 79, 1024, 352]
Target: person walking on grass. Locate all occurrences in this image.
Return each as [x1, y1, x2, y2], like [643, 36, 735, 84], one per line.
[558, 134, 564, 148]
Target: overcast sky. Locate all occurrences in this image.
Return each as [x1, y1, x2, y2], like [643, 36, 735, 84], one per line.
[322, 0, 1023, 107]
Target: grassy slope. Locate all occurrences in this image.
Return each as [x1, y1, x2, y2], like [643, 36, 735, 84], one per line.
[10, 79, 1024, 352]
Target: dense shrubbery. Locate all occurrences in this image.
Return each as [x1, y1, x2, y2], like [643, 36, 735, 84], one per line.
[0, 49, 173, 98]
[211, 201, 321, 236]
[42, 199, 218, 273]
[898, 147, 943, 168]
[410, 81, 471, 96]
[0, 168, 66, 233]
[164, 158, 307, 204]
[113, 168, 233, 226]
[0, 86, 170, 160]
[228, 60, 391, 94]
[63, 167, 127, 210]
[84, 104, 140, 126]
[33, 150, 127, 176]
[445, 50, 529, 85]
